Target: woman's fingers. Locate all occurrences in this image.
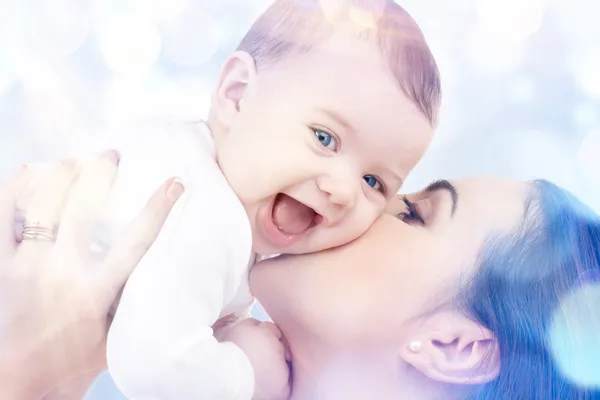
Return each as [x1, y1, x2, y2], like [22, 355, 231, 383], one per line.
[98, 177, 184, 308]
[17, 160, 80, 256]
[0, 167, 29, 260]
[56, 150, 120, 256]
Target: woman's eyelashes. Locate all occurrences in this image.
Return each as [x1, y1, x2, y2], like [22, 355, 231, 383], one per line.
[312, 128, 387, 196]
[397, 196, 425, 225]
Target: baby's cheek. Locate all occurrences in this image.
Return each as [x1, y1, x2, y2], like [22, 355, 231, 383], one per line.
[345, 209, 380, 244]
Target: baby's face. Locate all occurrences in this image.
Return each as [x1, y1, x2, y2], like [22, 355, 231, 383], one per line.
[217, 35, 434, 256]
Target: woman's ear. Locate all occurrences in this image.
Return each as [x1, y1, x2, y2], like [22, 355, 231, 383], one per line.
[212, 51, 258, 128]
[399, 311, 500, 385]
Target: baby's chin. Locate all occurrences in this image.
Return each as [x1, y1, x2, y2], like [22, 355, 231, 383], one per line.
[251, 237, 310, 257]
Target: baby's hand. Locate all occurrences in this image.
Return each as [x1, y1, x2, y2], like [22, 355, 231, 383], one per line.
[217, 318, 291, 400]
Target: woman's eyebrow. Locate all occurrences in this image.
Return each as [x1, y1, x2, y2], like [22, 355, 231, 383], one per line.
[425, 179, 458, 216]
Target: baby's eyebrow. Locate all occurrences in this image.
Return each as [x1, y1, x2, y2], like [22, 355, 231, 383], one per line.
[425, 179, 458, 216]
[318, 108, 355, 133]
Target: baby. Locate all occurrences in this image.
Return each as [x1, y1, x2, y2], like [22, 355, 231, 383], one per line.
[104, 0, 441, 399]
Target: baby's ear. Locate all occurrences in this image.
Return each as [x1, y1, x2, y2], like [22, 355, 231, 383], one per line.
[399, 311, 500, 385]
[212, 51, 258, 127]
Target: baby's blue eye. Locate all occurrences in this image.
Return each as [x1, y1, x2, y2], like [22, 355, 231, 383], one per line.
[314, 130, 337, 150]
[363, 174, 383, 192]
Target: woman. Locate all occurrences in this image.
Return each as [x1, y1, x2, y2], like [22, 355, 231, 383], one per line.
[2, 161, 600, 398]
[251, 176, 600, 399]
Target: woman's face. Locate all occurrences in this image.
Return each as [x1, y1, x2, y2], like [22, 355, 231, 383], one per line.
[250, 175, 529, 396]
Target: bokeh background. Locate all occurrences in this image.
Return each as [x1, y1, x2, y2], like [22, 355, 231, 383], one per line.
[1, 0, 599, 398]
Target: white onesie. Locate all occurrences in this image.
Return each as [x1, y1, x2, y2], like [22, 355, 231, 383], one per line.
[104, 120, 256, 399]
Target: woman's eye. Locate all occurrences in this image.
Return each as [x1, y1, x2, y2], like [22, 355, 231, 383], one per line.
[363, 174, 384, 193]
[397, 212, 420, 224]
[314, 129, 338, 151]
[397, 197, 425, 225]
[396, 212, 411, 222]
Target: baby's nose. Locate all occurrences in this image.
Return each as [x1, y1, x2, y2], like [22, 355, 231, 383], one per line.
[317, 176, 357, 211]
[328, 185, 355, 209]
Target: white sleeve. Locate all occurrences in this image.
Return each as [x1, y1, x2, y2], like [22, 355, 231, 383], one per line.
[104, 123, 255, 400]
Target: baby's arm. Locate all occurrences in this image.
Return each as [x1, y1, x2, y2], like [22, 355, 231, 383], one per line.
[216, 319, 292, 400]
[105, 125, 256, 399]
[107, 241, 255, 400]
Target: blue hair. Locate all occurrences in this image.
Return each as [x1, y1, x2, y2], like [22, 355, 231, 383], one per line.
[460, 180, 600, 399]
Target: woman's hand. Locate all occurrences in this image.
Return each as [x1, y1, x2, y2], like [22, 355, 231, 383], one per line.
[0, 151, 184, 399]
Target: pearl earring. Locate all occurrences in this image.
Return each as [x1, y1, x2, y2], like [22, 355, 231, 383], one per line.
[409, 341, 423, 353]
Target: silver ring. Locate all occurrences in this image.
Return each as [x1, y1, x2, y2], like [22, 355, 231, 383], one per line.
[22, 222, 57, 242]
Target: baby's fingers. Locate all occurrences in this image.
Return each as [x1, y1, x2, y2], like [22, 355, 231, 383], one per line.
[259, 321, 283, 340]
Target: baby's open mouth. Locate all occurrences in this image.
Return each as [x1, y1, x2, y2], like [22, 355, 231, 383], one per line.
[271, 193, 320, 236]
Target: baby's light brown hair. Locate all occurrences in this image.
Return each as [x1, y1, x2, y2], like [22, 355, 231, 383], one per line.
[236, 0, 441, 125]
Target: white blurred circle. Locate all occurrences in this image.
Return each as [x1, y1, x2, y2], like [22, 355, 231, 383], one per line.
[570, 48, 600, 100]
[153, 76, 212, 120]
[103, 72, 153, 122]
[91, 0, 149, 22]
[92, 0, 189, 22]
[16, 56, 83, 153]
[573, 103, 599, 129]
[551, 0, 600, 44]
[510, 77, 536, 103]
[513, 131, 572, 182]
[467, 24, 526, 76]
[209, 0, 273, 23]
[0, 55, 14, 95]
[32, 0, 89, 57]
[397, 0, 474, 23]
[1, 3, 40, 62]
[476, 0, 545, 43]
[97, 15, 162, 73]
[103, 69, 211, 122]
[348, 0, 386, 29]
[578, 129, 600, 185]
[145, 76, 208, 120]
[493, 129, 580, 193]
[144, 0, 189, 22]
[549, 284, 600, 389]
[162, 7, 221, 67]
[319, 0, 347, 24]
[319, 0, 385, 29]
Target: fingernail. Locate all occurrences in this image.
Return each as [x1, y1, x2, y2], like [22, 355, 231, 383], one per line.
[101, 149, 120, 165]
[166, 177, 185, 201]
